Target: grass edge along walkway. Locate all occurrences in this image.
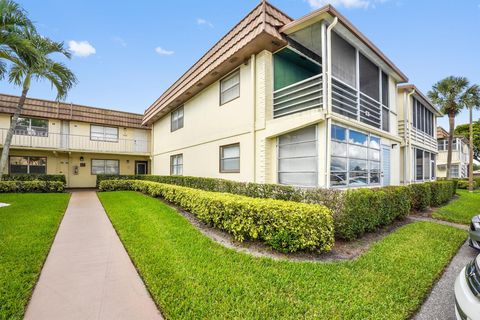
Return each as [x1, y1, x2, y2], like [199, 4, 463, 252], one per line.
[432, 189, 480, 225]
[0, 193, 70, 320]
[98, 191, 467, 320]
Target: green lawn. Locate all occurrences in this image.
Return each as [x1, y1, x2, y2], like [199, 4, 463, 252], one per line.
[0, 193, 70, 320]
[432, 189, 480, 224]
[99, 191, 467, 320]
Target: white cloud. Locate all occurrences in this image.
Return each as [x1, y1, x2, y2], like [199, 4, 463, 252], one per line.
[112, 36, 127, 47]
[306, 0, 387, 9]
[68, 40, 96, 57]
[155, 46, 174, 56]
[196, 18, 213, 28]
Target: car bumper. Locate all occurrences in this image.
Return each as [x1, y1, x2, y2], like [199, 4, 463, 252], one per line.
[454, 267, 480, 320]
[469, 222, 480, 250]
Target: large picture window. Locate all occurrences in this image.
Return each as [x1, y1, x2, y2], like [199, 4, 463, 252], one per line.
[170, 154, 183, 176]
[330, 125, 380, 187]
[171, 106, 184, 132]
[10, 156, 46, 174]
[91, 159, 119, 175]
[278, 125, 317, 187]
[220, 70, 240, 105]
[90, 125, 119, 142]
[220, 143, 240, 173]
[14, 117, 48, 137]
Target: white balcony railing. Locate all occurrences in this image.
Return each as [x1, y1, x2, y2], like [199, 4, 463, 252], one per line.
[273, 74, 323, 118]
[0, 128, 150, 154]
[399, 120, 437, 150]
[332, 76, 384, 130]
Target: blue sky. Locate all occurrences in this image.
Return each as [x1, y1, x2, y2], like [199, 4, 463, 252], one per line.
[4, 0, 480, 128]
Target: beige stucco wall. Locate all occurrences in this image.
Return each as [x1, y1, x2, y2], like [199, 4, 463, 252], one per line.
[2, 149, 149, 188]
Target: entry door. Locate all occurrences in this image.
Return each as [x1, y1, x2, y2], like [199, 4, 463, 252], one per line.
[60, 121, 69, 149]
[134, 129, 148, 152]
[382, 145, 391, 186]
[135, 161, 148, 175]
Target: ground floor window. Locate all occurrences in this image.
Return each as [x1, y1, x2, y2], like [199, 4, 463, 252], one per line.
[449, 164, 460, 178]
[220, 143, 240, 173]
[414, 148, 436, 181]
[278, 125, 317, 187]
[91, 159, 119, 175]
[170, 154, 183, 176]
[9, 156, 46, 174]
[330, 124, 381, 187]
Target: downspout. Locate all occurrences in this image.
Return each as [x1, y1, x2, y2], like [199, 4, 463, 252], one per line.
[406, 88, 415, 184]
[250, 54, 256, 182]
[325, 17, 338, 188]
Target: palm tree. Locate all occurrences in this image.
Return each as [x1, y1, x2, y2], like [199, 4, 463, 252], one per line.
[0, 30, 77, 178]
[0, 0, 37, 77]
[428, 76, 470, 179]
[461, 84, 480, 191]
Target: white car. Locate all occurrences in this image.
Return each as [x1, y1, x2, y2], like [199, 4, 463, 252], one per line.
[455, 255, 480, 319]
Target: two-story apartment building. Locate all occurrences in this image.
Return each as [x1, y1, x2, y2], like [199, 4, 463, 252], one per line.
[0, 94, 151, 187]
[143, 2, 440, 188]
[397, 85, 441, 184]
[436, 126, 470, 178]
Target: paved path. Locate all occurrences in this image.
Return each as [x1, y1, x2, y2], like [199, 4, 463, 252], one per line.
[25, 191, 163, 320]
[413, 228, 476, 319]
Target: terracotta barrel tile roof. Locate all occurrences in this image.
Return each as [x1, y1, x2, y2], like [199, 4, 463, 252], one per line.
[0, 93, 148, 129]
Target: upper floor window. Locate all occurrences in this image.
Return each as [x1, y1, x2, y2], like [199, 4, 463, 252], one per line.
[14, 117, 48, 137]
[171, 106, 184, 132]
[170, 154, 183, 176]
[412, 98, 434, 137]
[91, 125, 118, 142]
[10, 156, 46, 174]
[220, 70, 240, 105]
[220, 143, 240, 173]
[91, 159, 119, 175]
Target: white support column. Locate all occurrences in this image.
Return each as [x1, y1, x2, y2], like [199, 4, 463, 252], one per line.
[355, 49, 360, 121]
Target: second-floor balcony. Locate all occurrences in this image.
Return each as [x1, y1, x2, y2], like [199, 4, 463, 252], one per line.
[0, 128, 150, 154]
[398, 120, 437, 151]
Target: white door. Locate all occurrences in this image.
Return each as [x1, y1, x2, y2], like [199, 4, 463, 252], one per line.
[60, 121, 69, 149]
[382, 145, 390, 186]
[134, 129, 148, 152]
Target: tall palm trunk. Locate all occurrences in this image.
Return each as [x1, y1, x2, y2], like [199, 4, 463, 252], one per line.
[469, 106, 474, 191]
[0, 85, 29, 179]
[446, 112, 455, 179]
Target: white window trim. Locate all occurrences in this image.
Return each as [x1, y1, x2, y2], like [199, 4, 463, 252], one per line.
[90, 125, 119, 142]
[220, 70, 240, 105]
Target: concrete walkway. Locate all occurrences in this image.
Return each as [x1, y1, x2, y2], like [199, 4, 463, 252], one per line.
[25, 191, 162, 320]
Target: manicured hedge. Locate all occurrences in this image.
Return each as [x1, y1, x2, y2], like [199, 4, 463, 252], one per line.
[457, 180, 478, 189]
[408, 183, 432, 211]
[99, 180, 334, 253]
[335, 186, 411, 240]
[0, 180, 65, 193]
[2, 174, 66, 184]
[428, 181, 455, 207]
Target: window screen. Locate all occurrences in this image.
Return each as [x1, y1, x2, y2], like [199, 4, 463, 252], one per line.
[90, 125, 119, 142]
[278, 125, 317, 187]
[331, 31, 356, 87]
[14, 117, 48, 137]
[10, 156, 46, 174]
[91, 159, 119, 175]
[359, 53, 379, 101]
[381, 71, 389, 107]
[170, 154, 183, 176]
[171, 106, 184, 132]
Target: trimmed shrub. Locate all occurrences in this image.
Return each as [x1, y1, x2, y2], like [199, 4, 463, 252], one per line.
[428, 181, 455, 207]
[334, 186, 411, 240]
[457, 180, 477, 190]
[99, 180, 334, 253]
[0, 180, 65, 193]
[2, 174, 66, 184]
[408, 183, 432, 211]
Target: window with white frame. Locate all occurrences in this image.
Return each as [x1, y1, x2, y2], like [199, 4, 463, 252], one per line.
[170, 106, 184, 132]
[90, 125, 119, 142]
[9, 156, 46, 174]
[450, 164, 460, 178]
[14, 117, 48, 137]
[330, 125, 381, 187]
[414, 148, 435, 181]
[91, 159, 119, 175]
[220, 70, 240, 105]
[278, 125, 317, 187]
[220, 143, 240, 173]
[170, 154, 183, 176]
